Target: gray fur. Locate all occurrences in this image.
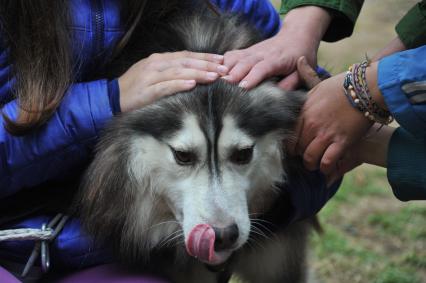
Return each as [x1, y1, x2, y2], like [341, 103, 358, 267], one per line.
[76, 4, 313, 283]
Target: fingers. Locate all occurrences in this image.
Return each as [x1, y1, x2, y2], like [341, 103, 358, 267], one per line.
[303, 136, 329, 171]
[238, 60, 277, 89]
[154, 58, 228, 75]
[320, 143, 345, 175]
[325, 154, 361, 187]
[149, 79, 197, 100]
[120, 51, 227, 113]
[296, 56, 321, 89]
[277, 71, 300, 90]
[159, 51, 224, 64]
[223, 50, 245, 74]
[223, 55, 262, 84]
[147, 68, 220, 85]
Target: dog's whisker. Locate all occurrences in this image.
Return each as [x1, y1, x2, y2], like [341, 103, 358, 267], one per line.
[161, 233, 184, 249]
[250, 226, 271, 241]
[158, 231, 184, 249]
[250, 218, 275, 226]
[157, 229, 183, 246]
[250, 219, 276, 236]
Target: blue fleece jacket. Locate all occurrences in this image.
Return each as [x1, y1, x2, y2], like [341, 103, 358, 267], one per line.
[0, 0, 282, 269]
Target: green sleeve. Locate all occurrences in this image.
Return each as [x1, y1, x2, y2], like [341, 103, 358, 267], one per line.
[280, 0, 364, 42]
[395, 0, 426, 49]
[387, 128, 426, 201]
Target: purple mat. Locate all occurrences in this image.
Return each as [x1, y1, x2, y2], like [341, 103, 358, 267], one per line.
[55, 264, 168, 283]
[0, 265, 20, 283]
[0, 263, 168, 283]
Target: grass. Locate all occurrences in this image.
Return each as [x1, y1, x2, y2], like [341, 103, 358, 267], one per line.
[311, 166, 426, 283]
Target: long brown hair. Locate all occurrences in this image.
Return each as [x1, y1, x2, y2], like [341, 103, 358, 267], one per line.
[0, 0, 149, 135]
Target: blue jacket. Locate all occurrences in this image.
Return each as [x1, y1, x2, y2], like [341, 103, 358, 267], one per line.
[0, 0, 282, 269]
[378, 44, 426, 201]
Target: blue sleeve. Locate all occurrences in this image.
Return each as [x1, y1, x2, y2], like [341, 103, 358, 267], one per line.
[107, 79, 121, 114]
[210, 0, 281, 38]
[378, 44, 426, 139]
[0, 80, 113, 198]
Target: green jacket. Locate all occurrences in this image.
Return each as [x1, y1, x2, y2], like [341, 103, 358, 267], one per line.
[280, 0, 426, 48]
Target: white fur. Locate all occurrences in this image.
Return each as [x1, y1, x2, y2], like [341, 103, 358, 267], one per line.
[127, 113, 289, 265]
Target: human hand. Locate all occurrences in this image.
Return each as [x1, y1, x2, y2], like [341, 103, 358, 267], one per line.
[222, 6, 332, 90]
[291, 72, 374, 176]
[325, 124, 396, 184]
[294, 58, 394, 184]
[118, 51, 227, 112]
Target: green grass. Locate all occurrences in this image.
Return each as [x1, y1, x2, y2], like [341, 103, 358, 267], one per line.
[311, 166, 426, 283]
[374, 266, 420, 283]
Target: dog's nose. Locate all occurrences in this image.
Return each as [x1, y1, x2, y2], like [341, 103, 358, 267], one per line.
[213, 224, 239, 251]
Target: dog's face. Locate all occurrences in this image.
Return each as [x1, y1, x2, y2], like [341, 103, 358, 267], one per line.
[79, 81, 304, 266]
[131, 112, 285, 264]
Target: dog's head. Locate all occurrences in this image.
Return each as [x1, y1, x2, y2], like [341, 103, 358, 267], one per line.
[77, 80, 305, 266]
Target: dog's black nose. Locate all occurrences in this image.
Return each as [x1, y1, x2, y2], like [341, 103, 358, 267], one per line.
[213, 224, 239, 251]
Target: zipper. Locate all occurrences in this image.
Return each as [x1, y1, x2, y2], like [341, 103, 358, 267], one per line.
[91, 0, 105, 65]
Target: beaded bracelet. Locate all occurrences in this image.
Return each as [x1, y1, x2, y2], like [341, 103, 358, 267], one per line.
[343, 60, 393, 125]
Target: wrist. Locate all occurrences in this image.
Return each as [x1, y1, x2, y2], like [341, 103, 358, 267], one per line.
[280, 6, 332, 46]
[372, 36, 406, 61]
[366, 62, 387, 111]
[343, 60, 392, 124]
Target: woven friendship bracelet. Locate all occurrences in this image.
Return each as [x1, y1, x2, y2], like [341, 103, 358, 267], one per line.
[343, 60, 393, 125]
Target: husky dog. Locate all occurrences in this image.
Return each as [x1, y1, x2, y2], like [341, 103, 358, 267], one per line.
[77, 2, 314, 282]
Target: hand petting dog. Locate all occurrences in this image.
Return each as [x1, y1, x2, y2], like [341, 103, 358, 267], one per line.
[294, 56, 396, 185]
[118, 51, 227, 112]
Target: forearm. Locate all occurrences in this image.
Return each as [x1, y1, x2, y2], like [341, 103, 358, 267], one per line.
[371, 36, 406, 62]
[356, 124, 396, 168]
[281, 0, 364, 41]
[278, 6, 332, 55]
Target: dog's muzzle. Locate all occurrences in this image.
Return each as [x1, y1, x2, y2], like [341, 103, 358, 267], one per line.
[186, 223, 238, 265]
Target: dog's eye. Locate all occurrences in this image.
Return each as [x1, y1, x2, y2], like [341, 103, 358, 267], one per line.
[172, 149, 197, 166]
[229, 146, 253, 165]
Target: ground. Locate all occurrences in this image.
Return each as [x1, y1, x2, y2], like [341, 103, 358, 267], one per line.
[311, 166, 426, 283]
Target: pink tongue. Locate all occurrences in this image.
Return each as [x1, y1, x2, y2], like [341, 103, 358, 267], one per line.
[186, 224, 216, 263]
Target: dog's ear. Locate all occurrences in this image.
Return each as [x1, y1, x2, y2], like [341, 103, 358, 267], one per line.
[73, 127, 137, 244]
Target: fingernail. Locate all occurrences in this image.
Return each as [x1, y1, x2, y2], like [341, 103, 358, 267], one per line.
[185, 80, 196, 86]
[239, 80, 248, 88]
[217, 65, 228, 74]
[213, 55, 224, 61]
[222, 75, 232, 81]
[206, 72, 219, 80]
